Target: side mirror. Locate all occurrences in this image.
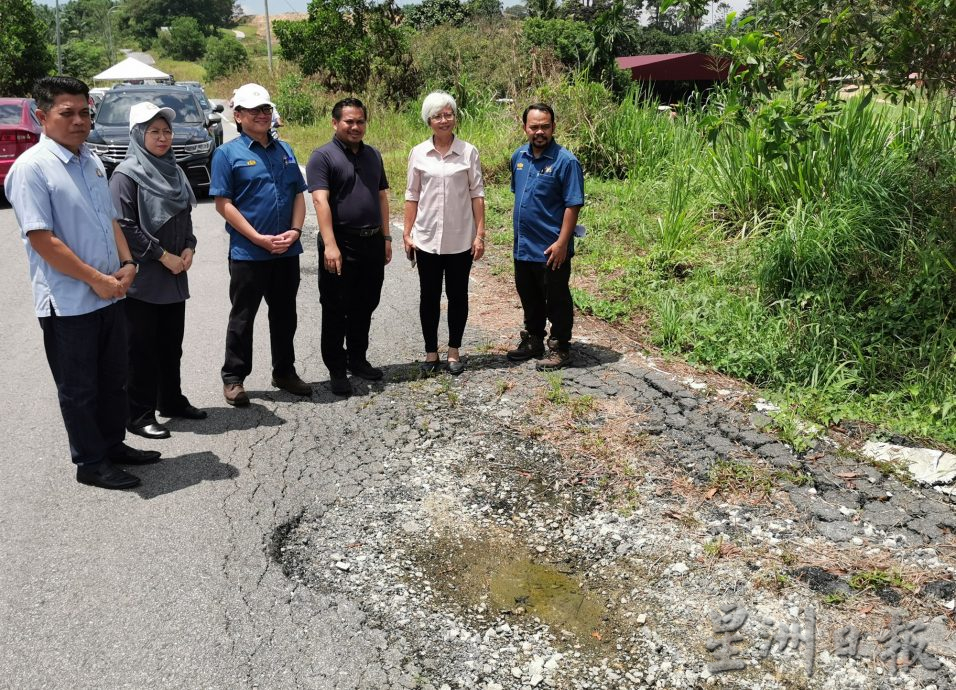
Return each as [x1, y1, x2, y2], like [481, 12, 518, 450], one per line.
[208, 113, 222, 125]
[213, 104, 224, 113]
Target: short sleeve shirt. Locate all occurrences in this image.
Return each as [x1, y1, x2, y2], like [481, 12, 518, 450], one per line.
[4, 135, 121, 317]
[510, 140, 584, 263]
[306, 138, 388, 230]
[405, 136, 484, 255]
[209, 133, 306, 261]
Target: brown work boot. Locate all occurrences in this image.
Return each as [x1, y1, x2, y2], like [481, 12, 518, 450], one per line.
[536, 346, 571, 371]
[506, 330, 545, 362]
[223, 382, 250, 407]
[272, 373, 313, 396]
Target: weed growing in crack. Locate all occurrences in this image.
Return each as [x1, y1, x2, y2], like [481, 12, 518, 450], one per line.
[708, 458, 777, 498]
[495, 378, 514, 397]
[568, 395, 596, 420]
[545, 373, 570, 405]
[849, 568, 916, 593]
[823, 592, 848, 606]
[769, 406, 820, 453]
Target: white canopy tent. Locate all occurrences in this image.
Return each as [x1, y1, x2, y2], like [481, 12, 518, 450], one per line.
[92, 57, 171, 83]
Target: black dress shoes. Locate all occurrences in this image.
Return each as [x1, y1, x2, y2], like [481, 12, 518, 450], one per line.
[159, 404, 207, 420]
[110, 443, 162, 465]
[420, 360, 441, 376]
[272, 373, 313, 396]
[76, 461, 141, 489]
[446, 359, 465, 376]
[127, 421, 171, 439]
[348, 360, 384, 381]
[330, 374, 352, 396]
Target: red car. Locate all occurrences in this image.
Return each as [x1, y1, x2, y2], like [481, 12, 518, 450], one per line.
[0, 98, 42, 189]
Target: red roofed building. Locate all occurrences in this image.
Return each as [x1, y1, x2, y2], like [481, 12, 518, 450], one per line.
[615, 53, 730, 101]
[615, 53, 730, 82]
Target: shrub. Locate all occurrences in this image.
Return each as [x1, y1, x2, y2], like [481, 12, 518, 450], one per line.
[158, 17, 206, 61]
[522, 18, 592, 69]
[275, 74, 318, 125]
[203, 35, 248, 81]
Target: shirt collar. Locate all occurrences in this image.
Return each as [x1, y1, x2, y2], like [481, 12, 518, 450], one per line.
[40, 134, 89, 164]
[331, 136, 364, 155]
[427, 135, 464, 157]
[522, 139, 559, 161]
[240, 131, 273, 149]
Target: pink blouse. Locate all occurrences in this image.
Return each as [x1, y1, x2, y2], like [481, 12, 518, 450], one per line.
[405, 136, 484, 255]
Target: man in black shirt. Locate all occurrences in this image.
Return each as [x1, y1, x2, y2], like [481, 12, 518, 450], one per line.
[306, 98, 392, 396]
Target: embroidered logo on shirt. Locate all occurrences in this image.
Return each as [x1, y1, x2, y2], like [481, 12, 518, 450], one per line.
[516, 162, 524, 170]
[246, 160, 257, 166]
[544, 166, 553, 173]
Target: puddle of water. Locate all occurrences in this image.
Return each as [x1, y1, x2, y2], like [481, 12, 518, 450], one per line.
[488, 558, 609, 642]
[413, 532, 612, 647]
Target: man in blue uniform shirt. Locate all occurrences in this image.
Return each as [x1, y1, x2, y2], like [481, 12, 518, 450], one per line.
[210, 83, 310, 406]
[5, 76, 161, 490]
[506, 103, 585, 371]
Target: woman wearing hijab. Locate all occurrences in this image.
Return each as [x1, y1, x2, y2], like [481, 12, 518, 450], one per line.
[109, 102, 204, 440]
[403, 91, 486, 376]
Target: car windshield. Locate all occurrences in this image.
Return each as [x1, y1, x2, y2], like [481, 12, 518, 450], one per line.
[96, 92, 204, 126]
[0, 104, 25, 124]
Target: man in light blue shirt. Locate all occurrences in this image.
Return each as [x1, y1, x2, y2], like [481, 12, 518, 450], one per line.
[5, 76, 161, 490]
[507, 103, 585, 371]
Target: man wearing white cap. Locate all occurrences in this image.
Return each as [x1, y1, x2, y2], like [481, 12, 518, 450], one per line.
[4, 76, 161, 490]
[210, 83, 310, 406]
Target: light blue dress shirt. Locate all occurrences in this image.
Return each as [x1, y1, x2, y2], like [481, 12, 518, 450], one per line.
[4, 135, 120, 317]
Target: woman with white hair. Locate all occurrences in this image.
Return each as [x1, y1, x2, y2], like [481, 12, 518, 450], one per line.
[403, 91, 486, 375]
[109, 102, 204, 439]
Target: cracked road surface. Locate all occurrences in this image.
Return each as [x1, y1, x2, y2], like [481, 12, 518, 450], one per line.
[0, 195, 427, 688]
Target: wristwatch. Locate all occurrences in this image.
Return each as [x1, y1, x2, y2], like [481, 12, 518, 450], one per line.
[120, 259, 138, 273]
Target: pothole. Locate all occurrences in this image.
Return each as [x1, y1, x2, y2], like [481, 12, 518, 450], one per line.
[408, 529, 614, 652]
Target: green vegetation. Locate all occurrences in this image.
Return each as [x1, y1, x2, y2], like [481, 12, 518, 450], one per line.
[1, 0, 53, 95]
[849, 568, 916, 593]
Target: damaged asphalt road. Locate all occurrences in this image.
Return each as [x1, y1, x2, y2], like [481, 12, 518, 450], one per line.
[2, 197, 956, 690]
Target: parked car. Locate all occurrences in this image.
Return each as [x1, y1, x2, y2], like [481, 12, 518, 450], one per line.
[87, 85, 218, 193]
[183, 84, 224, 146]
[0, 98, 41, 189]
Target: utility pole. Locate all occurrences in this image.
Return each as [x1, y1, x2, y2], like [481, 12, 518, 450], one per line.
[264, 0, 274, 74]
[55, 0, 63, 74]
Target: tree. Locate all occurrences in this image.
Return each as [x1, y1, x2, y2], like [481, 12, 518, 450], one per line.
[62, 40, 109, 82]
[202, 34, 247, 80]
[526, 0, 557, 19]
[159, 16, 206, 59]
[466, 0, 503, 21]
[123, 0, 238, 42]
[404, 0, 468, 29]
[749, 0, 956, 98]
[0, 0, 54, 96]
[274, 0, 372, 91]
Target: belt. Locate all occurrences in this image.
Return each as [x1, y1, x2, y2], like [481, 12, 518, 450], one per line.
[334, 225, 381, 237]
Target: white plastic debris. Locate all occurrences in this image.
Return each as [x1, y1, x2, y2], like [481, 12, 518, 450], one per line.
[862, 441, 956, 488]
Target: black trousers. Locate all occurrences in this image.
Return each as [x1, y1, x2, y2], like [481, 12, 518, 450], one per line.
[222, 256, 300, 384]
[513, 259, 573, 345]
[318, 233, 385, 375]
[39, 302, 127, 465]
[125, 297, 187, 425]
[416, 249, 473, 353]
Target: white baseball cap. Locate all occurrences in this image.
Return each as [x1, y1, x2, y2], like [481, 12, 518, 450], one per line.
[232, 83, 275, 110]
[129, 102, 176, 131]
